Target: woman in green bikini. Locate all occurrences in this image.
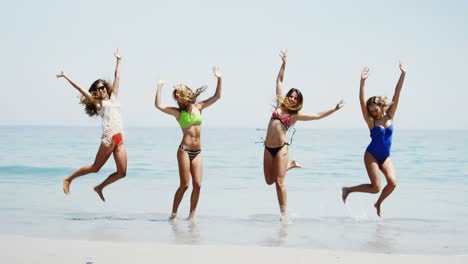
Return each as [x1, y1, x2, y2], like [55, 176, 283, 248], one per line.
[155, 67, 222, 221]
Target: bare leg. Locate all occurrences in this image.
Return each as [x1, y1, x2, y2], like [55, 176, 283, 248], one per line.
[264, 146, 290, 220]
[374, 158, 397, 217]
[94, 144, 128, 202]
[263, 148, 276, 185]
[342, 152, 381, 203]
[170, 148, 191, 220]
[274, 147, 289, 220]
[63, 143, 113, 194]
[188, 154, 203, 221]
[286, 160, 302, 171]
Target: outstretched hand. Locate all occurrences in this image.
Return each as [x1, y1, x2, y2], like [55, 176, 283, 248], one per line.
[399, 61, 406, 73]
[114, 48, 122, 60]
[56, 71, 66, 78]
[212, 66, 222, 78]
[157, 80, 166, 87]
[279, 49, 287, 63]
[335, 99, 346, 110]
[361, 67, 369, 80]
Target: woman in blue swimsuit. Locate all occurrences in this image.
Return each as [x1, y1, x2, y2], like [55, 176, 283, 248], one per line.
[155, 67, 222, 221]
[264, 50, 345, 221]
[342, 62, 407, 217]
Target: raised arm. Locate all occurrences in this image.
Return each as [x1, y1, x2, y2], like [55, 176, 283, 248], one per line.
[56, 71, 94, 103]
[359, 67, 373, 129]
[276, 50, 287, 102]
[295, 99, 345, 121]
[154, 80, 180, 117]
[386, 62, 406, 119]
[111, 48, 122, 98]
[197, 66, 222, 110]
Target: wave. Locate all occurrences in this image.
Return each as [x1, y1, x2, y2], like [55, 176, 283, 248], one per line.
[0, 165, 71, 176]
[65, 215, 136, 221]
[64, 212, 168, 222]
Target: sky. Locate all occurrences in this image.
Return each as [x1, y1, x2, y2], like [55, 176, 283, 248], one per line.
[1, 0, 467, 129]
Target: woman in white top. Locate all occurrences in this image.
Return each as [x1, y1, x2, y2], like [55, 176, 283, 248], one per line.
[56, 49, 127, 202]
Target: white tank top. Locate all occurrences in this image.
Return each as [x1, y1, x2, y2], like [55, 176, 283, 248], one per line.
[97, 99, 123, 146]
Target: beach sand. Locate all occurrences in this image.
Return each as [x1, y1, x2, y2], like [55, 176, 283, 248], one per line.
[1, 235, 466, 264]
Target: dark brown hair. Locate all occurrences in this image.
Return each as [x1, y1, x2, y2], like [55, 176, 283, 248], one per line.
[80, 79, 111, 117]
[278, 88, 303, 114]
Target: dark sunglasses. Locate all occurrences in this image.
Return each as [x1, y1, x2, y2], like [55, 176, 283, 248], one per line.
[90, 86, 107, 92]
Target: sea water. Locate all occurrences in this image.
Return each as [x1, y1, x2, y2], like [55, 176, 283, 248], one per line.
[0, 126, 467, 255]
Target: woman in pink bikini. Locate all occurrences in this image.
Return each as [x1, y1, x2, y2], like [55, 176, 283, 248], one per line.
[56, 48, 127, 202]
[264, 50, 345, 220]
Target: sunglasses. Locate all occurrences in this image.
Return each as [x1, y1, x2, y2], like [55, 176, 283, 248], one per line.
[90, 86, 107, 92]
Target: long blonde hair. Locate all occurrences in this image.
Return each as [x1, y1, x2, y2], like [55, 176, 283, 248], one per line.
[172, 84, 207, 111]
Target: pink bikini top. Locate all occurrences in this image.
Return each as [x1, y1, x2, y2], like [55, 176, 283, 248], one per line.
[271, 109, 292, 130]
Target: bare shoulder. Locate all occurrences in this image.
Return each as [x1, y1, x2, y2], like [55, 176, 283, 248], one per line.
[193, 103, 203, 113]
[94, 99, 104, 111]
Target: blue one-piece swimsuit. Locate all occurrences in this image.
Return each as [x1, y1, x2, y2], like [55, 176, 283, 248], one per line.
[365, 124, 393, 165]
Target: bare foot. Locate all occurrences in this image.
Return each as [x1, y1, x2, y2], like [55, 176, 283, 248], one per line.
[287, 160, 303, 170]
[374, 203, 381, 217]
[63, 178, 71, 194]
[169, 213, 177, 221]
[280, 213, 288, 223]
[93, 186, 106, 202]
[188, 212, 195, 223]
[341, 187, 349, 204]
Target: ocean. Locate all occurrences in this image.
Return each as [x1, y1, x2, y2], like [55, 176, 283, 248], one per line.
[0, 126, 467, 255]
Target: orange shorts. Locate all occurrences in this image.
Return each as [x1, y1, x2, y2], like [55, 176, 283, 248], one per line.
[112, 133, 123, 147]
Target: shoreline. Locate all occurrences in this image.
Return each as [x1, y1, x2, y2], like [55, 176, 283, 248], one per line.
[1, 235, 466, 264]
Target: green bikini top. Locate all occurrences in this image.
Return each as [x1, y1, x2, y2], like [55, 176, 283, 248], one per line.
[178, 110, 202, 128]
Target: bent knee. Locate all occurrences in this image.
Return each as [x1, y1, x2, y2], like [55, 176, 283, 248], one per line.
[387, 181, 396, 188]
[371, 185, 381, 193]
[265, 179, 275, 185]
[264, 175, 275, 185]
[118, 171, 127, 179]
